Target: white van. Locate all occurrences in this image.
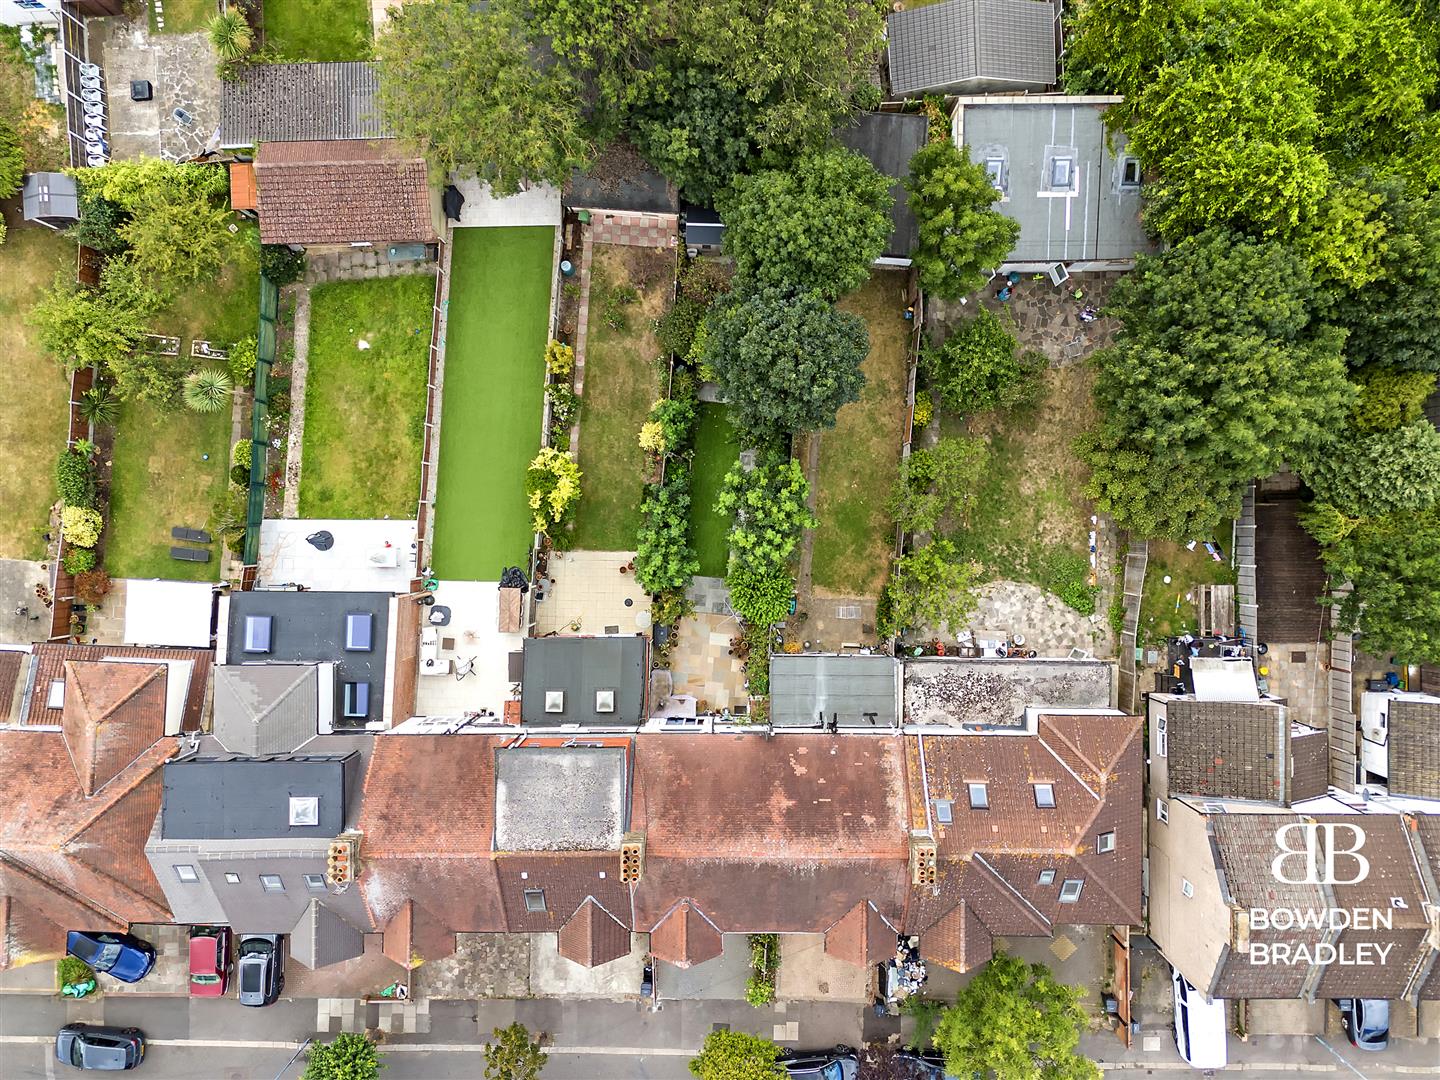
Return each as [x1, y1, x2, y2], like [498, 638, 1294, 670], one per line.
[1171, 965, 1229, 1068]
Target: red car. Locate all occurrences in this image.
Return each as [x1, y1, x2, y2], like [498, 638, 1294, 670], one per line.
[188, 926, 232, 997]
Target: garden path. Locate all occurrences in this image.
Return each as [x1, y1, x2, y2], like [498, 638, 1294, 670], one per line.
[282, 286, 311, 520]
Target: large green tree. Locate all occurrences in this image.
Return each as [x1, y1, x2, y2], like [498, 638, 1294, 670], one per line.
[1080, 229, 1353, 539]
[375, 0, 590, 195]
[118, 187, 233, 285]
[718, 148, 892, 301]
[29, 275, 148, 376]
[302, 1033, 381, 1080]
[934, 952, 1099, 1080]
[517, 0, 657, 126]
[716, 453, 816, 578]
[703, 286, 870, 444]
[889, 436, 989, 535]
[483, 1022, 546, 1080]
[689, 1029, 783, 1080]
[905, 139, 1020, 299]
[878, 539, 982, 640]
[924, 307, 1042, 415]
[1304, 422, 1440, 518]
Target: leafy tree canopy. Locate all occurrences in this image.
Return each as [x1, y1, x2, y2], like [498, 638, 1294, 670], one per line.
[375, 0, 591, 196]
[889, 436, 989, 536]
[29, 274, 148, 377]
[302, 1033, 382, 1080]
[515, 0, 657, 126]
[1080, 230, 1353, 539]
[703, 285, 870, 445]
[483, 1023, 546, 1080]
[1349, 366, 1438, 432]
[924, 307, 1043, 415]
[689, 1029, 783, 1080]
[878, 539, 982, 640]
[934, 952, 1100, 1080]
[905, 138, 1021, 299]
[718, 148, 893, 301]
[716, 453, 816, 577]
[118, 188, 233, 286]
[635, 466, 701, 593]
[1304, 421, 1440, 519]
[72, 157, 229, 211]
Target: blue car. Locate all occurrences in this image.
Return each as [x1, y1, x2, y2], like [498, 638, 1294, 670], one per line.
[66, 931, 156, 984]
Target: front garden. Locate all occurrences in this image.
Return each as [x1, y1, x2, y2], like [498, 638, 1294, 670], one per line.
[299, 276, 431, 519]
[431, 226, 553, 580]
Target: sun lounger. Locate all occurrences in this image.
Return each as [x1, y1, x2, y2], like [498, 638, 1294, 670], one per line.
[170, 546, 210, 563]
[171, 526, 212, 543]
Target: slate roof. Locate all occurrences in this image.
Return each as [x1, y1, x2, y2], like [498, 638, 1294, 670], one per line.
[220, 62, 388, 146]
[1387, 698, 1440, 799]
[212, 664, 319, 757]
[520, 637, 648, 726]
[769, 654, 900, 728]
[835, 113, 928, 260]
[887, 0, 1056, 96]
[557, 898, 632, 968]
[254, 140, 434, 245]
[160, 754, 358, 840]
[1165, 699, 1287, 804]
[290, 898, 366, 970]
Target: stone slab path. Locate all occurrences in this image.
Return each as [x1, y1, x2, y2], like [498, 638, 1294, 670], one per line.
[282, 286, 311, 519]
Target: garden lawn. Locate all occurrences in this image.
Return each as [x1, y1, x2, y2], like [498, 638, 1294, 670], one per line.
[151, 0, 215, 33]
[263, 0, 372, 61]
[106, 370, 231, 582]
[1138, 537, 1237, 648]
[432, 227, 553, 580]
[300, 276, 431, 519]
[568, 246, 668, 550]
[690, 403, 738, 577]
[810, 271, 911, 597]
[0, 219, 76, 559]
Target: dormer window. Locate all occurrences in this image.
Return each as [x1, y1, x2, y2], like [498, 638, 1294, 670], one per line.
[1097, 831, 1116, 853]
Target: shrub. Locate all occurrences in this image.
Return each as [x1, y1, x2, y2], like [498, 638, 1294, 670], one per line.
[648, 395, 695, 453]
[230, 463, 251, 488]
[924, 308, 1044, 414]
[525, 447, 582, 535]
[55, 449, 97, 508]
[208, 9, 254, 62]
[209, 489, 247, 555]
[228, 335, 258, 385]
[634, 466, 700, 593]
[679, 258, 732, 306]
[1041, 548, 1098, 615]
[546, 382, 580, 437]
[61, 505, 103, 548]
[727, 564, 793, 628]
[182, 367, 232, 413]
[302, 1032, 381, 1080]
[231, 438, 254, 468]
[744, 934, 779, 1007]
[57, 956, 93, 988]
[99, 254, 167, 315]
[716, 455, 816, 577]
[74, 570, 112, 605]
[744, 624, 771, 695]
[78, 385, 120, 427]
[1108, 591, 1127, 637]
[544, 339, 575, 380]
[638, 420, 666, 453]
[259, 244, 306, 286]
[889, 436, 988, 535]
[656, 296, 705, 357]
[878, 540, 982, 639]
[912, 388, 933, 429]
[68, 189, 129, 254]
[63, 547, 97, 574]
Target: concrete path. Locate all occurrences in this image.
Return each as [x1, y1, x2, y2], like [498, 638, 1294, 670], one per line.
[282, 286, 311, 520]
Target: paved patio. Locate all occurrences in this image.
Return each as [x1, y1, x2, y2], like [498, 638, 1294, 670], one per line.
[533, 549, 650, 636]
[414, 933, 532, 1000]
[0, 559, 51, 643]
[666, 610, 747, 712]
[89, 16, 220, 161]
[776, 933, 868, 1004]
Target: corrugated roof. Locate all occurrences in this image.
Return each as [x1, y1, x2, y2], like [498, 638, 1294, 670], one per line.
[770, 654, 899, 727]
[220, 62, 388, 145]
[887, 0, 1056, 96]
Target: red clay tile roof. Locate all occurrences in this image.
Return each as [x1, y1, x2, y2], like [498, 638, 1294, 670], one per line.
[649, 900, 724, 968]
[920, 902, 993, 972]
[824, 900, 897, 967]
[61, 661, 167, 796]
[255, 140, 434, 245]
[25, 645, 213, 733]
[557, 898, 631, 968]
[0, 649, 24, 722]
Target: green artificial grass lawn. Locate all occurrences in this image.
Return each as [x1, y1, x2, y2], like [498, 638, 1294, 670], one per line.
[263, 0, 373, 61]
[0, 218, 76, 559]
[300, 276, 431, 519]
[431, 227, 554, 580]
[810, 272, 911, 597]
[568, 247, 668, 550]
[690, 403, 738, 577]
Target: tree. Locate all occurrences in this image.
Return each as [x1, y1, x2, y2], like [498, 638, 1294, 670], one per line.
[517, 0, 658, 126]
[924, 308, 1043, 415]
[1349, 366, 1438, 432]
[482, 1022, 546, 1080]
[69, 189, 130, 255]
[208, 10, 254, 63]
[118, 187, 235, 286]
[1304, 422, 1440, 518]
[302, 1032, 381, 1080]
[0, 121, 23, 201]
[716, 454, 816, 577]
[635, 466, 701, 593]
[688, 1029, 783, 1080]
[182, 368, 233, 413]
[1080, 229, 1353, 539]
[889, 436, 989, 535]
[905, 139, 1020, 299]
[525, 447, 583, 536]
[375, 0, 591, 196]
[934, 952, 1099, 1080]
[878, 539, 981, 640]
[78, 158, 230, 210]
[628, 54, 760, 204]
[676, 0, 886, 160]
[29, 276, 147, 375]
[726, 564, 794, 628]
[717, 149, 893, 301]
[703, 286, 869, 444]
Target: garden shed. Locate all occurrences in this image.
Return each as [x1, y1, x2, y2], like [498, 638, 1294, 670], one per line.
[21, 172, 78, 229]
[886, 0, 1057, 97]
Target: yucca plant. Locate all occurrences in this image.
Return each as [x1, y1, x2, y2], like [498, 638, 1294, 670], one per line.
[208, 10, 254, 63]
[183, 368, 232, 413]
[78, 385, 119, 426]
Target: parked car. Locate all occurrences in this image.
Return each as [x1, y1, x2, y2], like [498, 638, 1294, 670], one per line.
[893, 1049, 960, 1078]
[54, 1023, 144, 1071]
[188, 925, 233, 997]
[778, 1047, 859, 1080]
[237, 934, 285, 1006]
[1171, 965, 1228, 1069]
[1335, 998, 1390, 1052]
[65, 932, 156, 984]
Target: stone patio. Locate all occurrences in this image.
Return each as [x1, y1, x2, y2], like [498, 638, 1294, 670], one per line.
[303, 250, 439, 286]
[533, 549, 650, 636]
[0, 559, 52, 644]
[666, 610, 747, 712]
[413, 932, 532, 1000]
[951, 580, 1110, 657]
[89, 16, 220, 161]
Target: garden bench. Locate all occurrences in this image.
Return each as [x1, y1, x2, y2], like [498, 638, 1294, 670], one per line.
[171, 526, 212, 543]
[169, 547, 210, 563]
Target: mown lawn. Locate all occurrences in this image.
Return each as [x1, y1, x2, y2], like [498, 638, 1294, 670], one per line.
[810, 271, 911, 596]
[690, 403, 738, 577]
[263, 0, 372, 61]
[300, 276, 431, 519]
[431, 227, 553, 580]
[568, 246, 668, 551]
[104, 224, 259, 580]
[1139, 537, 1238, 648]
[151, 0, 215, 33]
[0, 216, 76, 559]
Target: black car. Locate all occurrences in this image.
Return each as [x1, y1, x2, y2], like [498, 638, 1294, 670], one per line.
[55, 1024, 144, 1071]
[778, 1047, 859, 1080]
[1335, 998, 1390, 1052]
[237, 933, 285, 1007]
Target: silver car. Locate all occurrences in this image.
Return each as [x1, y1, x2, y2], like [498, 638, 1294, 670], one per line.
[237, 934, 285, 1007]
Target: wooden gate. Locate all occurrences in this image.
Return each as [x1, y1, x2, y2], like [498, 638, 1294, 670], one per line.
[1111, 925, 1133, 1048]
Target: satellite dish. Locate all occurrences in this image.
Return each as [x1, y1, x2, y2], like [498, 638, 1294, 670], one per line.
[306, 531, 335, 551]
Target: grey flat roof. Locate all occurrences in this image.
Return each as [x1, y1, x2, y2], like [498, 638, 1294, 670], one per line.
[959, 100, 1158, 264]
[770, 654, 900, 728]
[836, 112, 927, 258]
[887, 0, 1056, 96]
[493, 746, 627, 851]
[220, 62, 388, 146]
[160, 753, 360, 840]
[22, 171, 77, 223]
[225, 592, 390, 729]
[903, 657, 1112, 727]
[520, 636, 647, 726]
